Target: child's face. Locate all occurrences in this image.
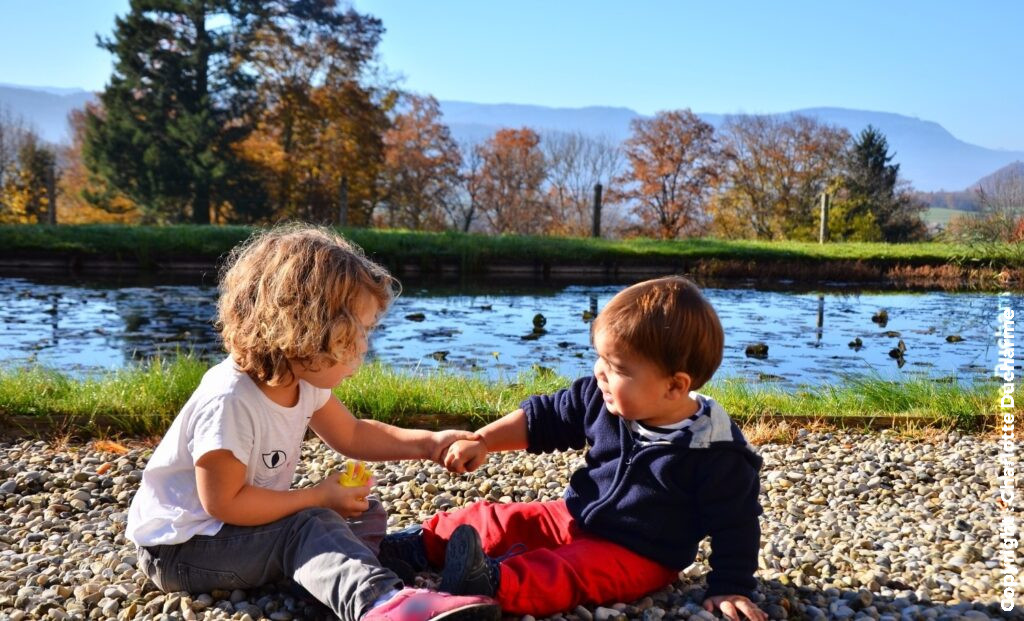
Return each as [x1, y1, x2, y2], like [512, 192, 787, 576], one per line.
[592, 328, 690, 427]
[293, 295, 379, 389]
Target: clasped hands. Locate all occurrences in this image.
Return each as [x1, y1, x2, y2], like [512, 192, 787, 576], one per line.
[442, 437, 489, 474]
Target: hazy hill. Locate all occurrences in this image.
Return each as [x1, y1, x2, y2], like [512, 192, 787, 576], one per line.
[1, 83, 1021, 193]
[915, 161, 1024, 212]
[439, 101, 1024, 192]
[972, 160, 1024, 190]
[0, 85, 94, 143]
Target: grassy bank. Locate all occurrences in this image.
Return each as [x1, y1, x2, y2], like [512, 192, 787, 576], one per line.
[0, 224, 1020, 271]
[0, 356, 1006, 437]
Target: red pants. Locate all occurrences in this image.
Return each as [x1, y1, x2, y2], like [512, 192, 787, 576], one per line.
[421, 500, 678, 616]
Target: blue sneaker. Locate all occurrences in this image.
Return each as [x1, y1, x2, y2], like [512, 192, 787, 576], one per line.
[378, 525, 430, 584]
[438, 525, 506, 597]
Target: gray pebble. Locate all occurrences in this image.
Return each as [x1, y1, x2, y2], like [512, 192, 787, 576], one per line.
[0, 432, 1010, 621]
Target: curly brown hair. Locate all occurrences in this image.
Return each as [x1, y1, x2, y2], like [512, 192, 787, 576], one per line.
[216, 224, 398, 386]
[592, 276, 723, 390]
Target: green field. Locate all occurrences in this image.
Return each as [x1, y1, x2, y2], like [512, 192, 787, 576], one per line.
[0, 223, 1019, 269]
[0, 356, 1003, 436]
[924, 207, 977, 227]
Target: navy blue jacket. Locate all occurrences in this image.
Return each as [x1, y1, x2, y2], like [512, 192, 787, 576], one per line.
[522, 376, 763, 599]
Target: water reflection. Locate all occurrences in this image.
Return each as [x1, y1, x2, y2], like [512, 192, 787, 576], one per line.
[815, 294, 824, 347]
[0, 276, 1013, 386]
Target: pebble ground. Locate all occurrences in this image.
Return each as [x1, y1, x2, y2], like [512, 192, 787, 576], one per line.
[0, 429, 1019, 621]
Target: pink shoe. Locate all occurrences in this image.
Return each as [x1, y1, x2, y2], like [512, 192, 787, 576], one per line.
[362, 588, 500, 621]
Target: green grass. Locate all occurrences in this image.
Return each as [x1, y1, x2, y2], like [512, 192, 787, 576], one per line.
[1, 223, 1021, 269]
[705, 374, 997, 430]
[335, 362, 569, 427]
[0, 355, 1007, 436]
[0, 356, 206, 436]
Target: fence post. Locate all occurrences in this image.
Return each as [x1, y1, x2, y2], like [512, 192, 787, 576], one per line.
[337, 176, 349, 227]
[591, 183, 603, 238]
[46, 160, 57, 225]
[818, 192, 830, 244]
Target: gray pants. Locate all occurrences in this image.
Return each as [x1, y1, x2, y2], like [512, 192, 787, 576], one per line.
[137, 499, 401, 621]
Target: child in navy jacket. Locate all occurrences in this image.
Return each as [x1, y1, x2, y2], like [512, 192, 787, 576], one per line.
[379, 277, 766, 620]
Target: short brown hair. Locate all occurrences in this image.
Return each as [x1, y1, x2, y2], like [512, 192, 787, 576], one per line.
[217, 224, 398, 386]
[592, 276, 723, 390]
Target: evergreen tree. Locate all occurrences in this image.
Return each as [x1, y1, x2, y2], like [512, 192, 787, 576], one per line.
[837, 126, 926, 241]
[84, 0, 268, 224]
[845, 126, 899, 203]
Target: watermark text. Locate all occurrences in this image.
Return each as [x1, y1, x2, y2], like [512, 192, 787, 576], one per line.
[997, 300, 1018, 612]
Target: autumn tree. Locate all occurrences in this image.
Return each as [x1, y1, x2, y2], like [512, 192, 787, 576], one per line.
[379, 94, 461, 229]
[241, 4, 395, 225]
[59, 106, 138, 223]
[474, 128, 548, 234]
[0, 105, 58, 224]
[543, 132, 622, 236]
[713, 114, 849, 240]
[443, 140, 483, 232]
[11, 133, 57, 223]
[951, 163, 1024, 243]
[614, 110, 720, 239]
[0, 106, 27, 219]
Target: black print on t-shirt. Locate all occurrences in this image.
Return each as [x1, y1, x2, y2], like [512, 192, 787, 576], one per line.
[262, 450, 286, 469]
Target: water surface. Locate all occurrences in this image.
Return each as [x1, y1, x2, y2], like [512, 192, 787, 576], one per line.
[0, 276, 1010, 386]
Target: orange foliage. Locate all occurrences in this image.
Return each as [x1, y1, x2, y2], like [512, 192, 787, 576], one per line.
[474, 128, 548, 234]
[58, 107, 138, 223]
[614, 110, 720, 239]
[379, 94, 462, 230]
[93, 439, 130, 455]
[713, 114, 849, 240]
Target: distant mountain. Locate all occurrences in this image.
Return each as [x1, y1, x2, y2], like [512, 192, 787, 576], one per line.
[0, 85, 94, 144]
[972, 160, 1024, 190]
[439, 101, 1024, 193]
[439, 101, 642, 143]
[2, 83, 1021, 193]
[0, 83, 91, 96]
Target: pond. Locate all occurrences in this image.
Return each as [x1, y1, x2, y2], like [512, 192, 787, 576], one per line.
[0, 275, 1010, 387]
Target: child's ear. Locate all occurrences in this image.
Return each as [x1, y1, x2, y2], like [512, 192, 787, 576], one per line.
[666, 372, 692, 399]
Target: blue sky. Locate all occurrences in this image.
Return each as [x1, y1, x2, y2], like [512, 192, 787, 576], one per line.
[1, 1, 1021, 150]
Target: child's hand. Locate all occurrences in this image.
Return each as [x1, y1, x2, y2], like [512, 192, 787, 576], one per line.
[703, 594, 767, 621]
[427, 429, 481, 464]
[315, 472, 371, 518]
[444, 438, 489, 474]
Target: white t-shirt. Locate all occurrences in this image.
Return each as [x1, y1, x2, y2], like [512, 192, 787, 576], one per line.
[126, 357, 332, 547]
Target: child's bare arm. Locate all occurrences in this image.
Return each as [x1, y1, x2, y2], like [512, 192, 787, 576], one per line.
[195, 450, 369, 525]
[476, 407, 529, 451]
[310, 395, 476, 463]
[444, 408, 530, 473]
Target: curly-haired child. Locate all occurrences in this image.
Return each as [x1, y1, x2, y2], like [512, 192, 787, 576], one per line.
[127, 225, 499, 621]
[379, 276, 766, 620]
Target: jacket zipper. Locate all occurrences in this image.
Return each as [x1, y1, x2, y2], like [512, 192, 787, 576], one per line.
[579, 421, 649, 522]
